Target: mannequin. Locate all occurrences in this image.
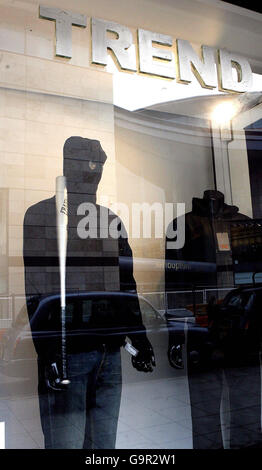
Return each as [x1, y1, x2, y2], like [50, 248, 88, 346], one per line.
[165, 190, 262, 449]
[165, 189, 249, 290]
[23, 136, 155, 449]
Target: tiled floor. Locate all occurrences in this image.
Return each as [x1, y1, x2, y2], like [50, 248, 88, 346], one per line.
[116, 375, 193, 449]
[0, 359, 261, 449]
[0, 366, 193, 449]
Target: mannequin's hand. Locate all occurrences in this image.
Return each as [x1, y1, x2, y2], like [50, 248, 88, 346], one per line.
[45, 360, 69, 391]
[131, 340, 156, 373]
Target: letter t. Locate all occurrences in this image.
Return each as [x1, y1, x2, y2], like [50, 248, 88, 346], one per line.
[39, 5, 87, 58]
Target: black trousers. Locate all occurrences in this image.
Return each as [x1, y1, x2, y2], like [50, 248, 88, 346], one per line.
[188, 356, 262, 449]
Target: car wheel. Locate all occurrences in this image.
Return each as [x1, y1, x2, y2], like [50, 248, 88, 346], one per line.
[168, 344, 184, 369]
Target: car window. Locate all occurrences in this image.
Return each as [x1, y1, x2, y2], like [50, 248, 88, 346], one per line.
[79, 297, 119, 326]
[15, 298, 40, 327]
[32, 295, 160, 329]
[65, 302, 74, 326]
[33, 298, 78, 330]
[14, 305, 29, 328]
[88, 298, 114, 323]
[82, 300, 92, 324]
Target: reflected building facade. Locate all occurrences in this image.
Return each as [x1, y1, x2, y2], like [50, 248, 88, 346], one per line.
[0, 0, 262, 451]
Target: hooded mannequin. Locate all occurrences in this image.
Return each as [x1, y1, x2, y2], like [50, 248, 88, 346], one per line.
[192, 190, 240, 219]
[63, 136, 106, 200]
[23, 136, 155, 449]
[165, 189, 249, 289]
[165, 190, 261, 450]
[198, 190, 225, 215]
[24, 136, 135, 295]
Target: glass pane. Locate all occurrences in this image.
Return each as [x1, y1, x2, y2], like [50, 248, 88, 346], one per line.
[0, 0, 261, 453]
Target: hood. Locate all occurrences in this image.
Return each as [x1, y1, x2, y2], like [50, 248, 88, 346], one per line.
[192, 196, 240, 218]
[63, 136, 107, 196]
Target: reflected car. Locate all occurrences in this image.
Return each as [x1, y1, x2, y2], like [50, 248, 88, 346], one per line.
[165, 308, 209, 369]
[5, 286, 258, 379]
[167, 284, 262, 369]
[0, 292, 174, 379]
[207, 284, 262, 364]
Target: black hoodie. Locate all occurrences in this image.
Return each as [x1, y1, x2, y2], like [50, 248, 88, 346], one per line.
[165, 190, 249, 290]
[23, 137, 149, 360]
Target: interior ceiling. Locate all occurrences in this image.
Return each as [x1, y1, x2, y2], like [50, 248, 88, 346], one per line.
[147, 95, 232, 119]
[146, 93, 261, 119]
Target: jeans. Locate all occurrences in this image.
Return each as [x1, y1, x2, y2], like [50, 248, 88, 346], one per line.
[188, 359, 262, 449]
[38, 348, 122, 449]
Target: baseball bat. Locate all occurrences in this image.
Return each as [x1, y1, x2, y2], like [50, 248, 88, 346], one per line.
[56, 175, 70, 385]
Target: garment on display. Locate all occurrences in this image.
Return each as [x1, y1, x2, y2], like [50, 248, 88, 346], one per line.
[165, 189, 262, 449]
[23, 136, 155, 449]
[166, 190, 249, 290]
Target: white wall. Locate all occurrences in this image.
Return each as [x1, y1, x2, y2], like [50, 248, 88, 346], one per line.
[0, 63, 115, 304]
[115, 108, 214, 292]
[228, 102, 262, 217]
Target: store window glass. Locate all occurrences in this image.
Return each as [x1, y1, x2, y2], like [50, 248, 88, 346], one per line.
[0, 0, 262, 453]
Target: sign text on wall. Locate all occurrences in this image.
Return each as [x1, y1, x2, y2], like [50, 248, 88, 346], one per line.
[39, 5, 253, 93]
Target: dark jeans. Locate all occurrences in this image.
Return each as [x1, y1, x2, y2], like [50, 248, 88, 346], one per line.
[188, 358, 262, 449]
[38, 348, 122, 449]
